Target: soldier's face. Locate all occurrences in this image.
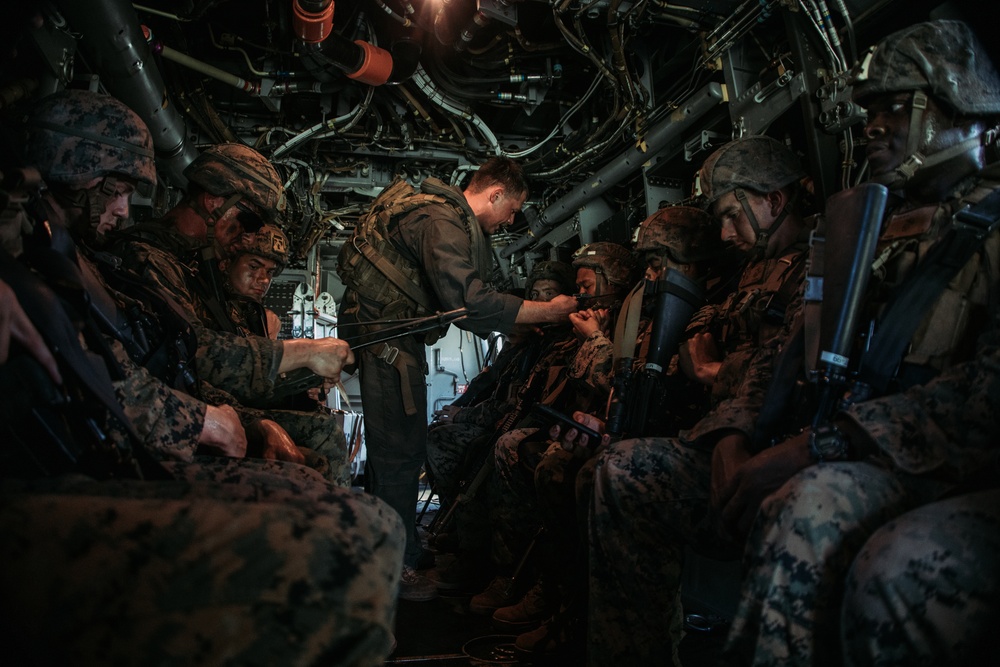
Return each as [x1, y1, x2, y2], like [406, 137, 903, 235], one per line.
[215, 209, 250, 257]
[864, 91, 981, 188]
[82, 177, 135, 237]
[713, 191, 761, 251]
[576, 267, 599, 296]
[224, 253, 279, 302]
[528, 278, 561, 302]
[863, 92, 913, 179]
[644, 252, 665, 281]
[480, 189, 526, 234]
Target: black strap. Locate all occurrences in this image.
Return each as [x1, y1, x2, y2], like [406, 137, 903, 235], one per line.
[860, 187, 1000, 393]
[352, 235, 438, 312]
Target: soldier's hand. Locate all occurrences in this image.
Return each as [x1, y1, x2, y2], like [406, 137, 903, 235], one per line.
[0, 279, 62, 384]
[281, 337, 355, 378]
[680, 333, 722, 386]
[433, 404, 462, 421]
[549, 411, 609, 455]
[199, 404, 249, 458]
[716, 432, 812, 539]
[548, 294, 579, 319]
[246, 418, 306, 464]
[569, 308, 608, 339]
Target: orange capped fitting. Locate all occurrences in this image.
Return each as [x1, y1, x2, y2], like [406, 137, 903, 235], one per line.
[293, 0, 335, 44]
[347, 40, 393, 86]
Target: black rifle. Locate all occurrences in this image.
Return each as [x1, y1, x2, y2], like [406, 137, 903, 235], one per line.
[269, 308, 470, 399]
[809, 183, 888, 433]
[606, 270, 705, 438]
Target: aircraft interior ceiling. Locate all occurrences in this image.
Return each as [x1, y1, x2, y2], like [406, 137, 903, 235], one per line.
[5, 0, 996, 289]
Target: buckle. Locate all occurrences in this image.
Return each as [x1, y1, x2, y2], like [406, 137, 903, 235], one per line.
[377, 344, 399, 365]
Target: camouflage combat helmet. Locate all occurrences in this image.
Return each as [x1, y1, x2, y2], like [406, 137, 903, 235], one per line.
[698, 136, 804, 257]
[25, 89, 156, 194]
[851, 20, 1000, 116]
[697, 136, 804, 208]
[183, 143, 285, 221]
[572, 241, 636, 290]
[851, 20, 1000, 189]
[634, 206, 722, 264]
[526, 260, 576, 297]
[234, 224, 290, 271]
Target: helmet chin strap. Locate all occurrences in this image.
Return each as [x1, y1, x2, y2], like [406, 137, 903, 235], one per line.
[190, 192, 243, 257]
[878, 90, 999, 190]
[734, 187, 791, 260]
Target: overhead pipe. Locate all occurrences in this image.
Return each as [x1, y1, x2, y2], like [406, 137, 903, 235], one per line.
[500, 82, 725, 258]
[292, 0, 396, 86]
[148, 34, 262, 96]
[54, 0, 197, 186]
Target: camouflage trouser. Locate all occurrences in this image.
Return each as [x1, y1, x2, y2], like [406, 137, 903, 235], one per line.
[425, 421, 491, 506]
[0, 458, 404, 667]
[588, 436, 732, 667]
[841, 488, 1000, 666]
[534, 444, 601, 596]
[426, 422, 495, 554]
[264, 408, 350, 487]
[492, 427, 546, 569]
[202, 384, 350, 487]
[721, 462, 923, 666]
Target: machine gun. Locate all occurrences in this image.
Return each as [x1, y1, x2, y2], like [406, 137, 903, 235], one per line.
[605, 270, 705, 438]
[807, 183, 887, 455]
[269, 308, 470, 399]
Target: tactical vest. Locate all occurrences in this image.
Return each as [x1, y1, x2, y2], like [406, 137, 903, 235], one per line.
[109, 223, 238, 336]
[863, 175, 1000, 380]
[337, 177, 492, 346]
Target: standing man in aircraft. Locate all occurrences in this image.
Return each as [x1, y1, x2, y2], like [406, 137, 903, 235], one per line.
[721, 19, 1000, 666]
[586, 135, 812, 664]
[337, 157, 578, 600]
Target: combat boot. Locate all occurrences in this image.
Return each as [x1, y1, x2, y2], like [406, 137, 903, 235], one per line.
[514, 606, 584, 658]
[468, 575, 519, 615]
[398, 566, 438, 602]
[492, 579, 557, 631]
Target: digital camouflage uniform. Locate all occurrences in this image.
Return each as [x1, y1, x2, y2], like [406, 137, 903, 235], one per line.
[4, 89, 405, 667]
[721, 21, 1000, 666]
[337, 177, 522, 567]
[106, 155, 350, 486]
[588, 136, 810, 665]
[490, 243, 634, 575]
[724, 187, 1000, 667]
[0, 461, 405, 667]
[425, 260, 576, 514]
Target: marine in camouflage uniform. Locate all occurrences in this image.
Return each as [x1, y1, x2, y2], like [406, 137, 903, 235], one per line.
[722, 21, 1000, 666]
[510, 208, 723, 652]
[219, 224, 289, 339]
[101, 142, 351, 485]
[587, 136, 812, 665]
[335, 157, 576, 594]
[479, 243, 634, 611]
[2, 89, 403, 666]
[425, 260, 576, 529]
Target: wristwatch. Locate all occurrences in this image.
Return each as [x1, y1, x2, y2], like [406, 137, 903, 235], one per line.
[808, 423, 851, 462]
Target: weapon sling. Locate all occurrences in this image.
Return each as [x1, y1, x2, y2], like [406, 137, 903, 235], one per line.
[860, 185, 1000, 394]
